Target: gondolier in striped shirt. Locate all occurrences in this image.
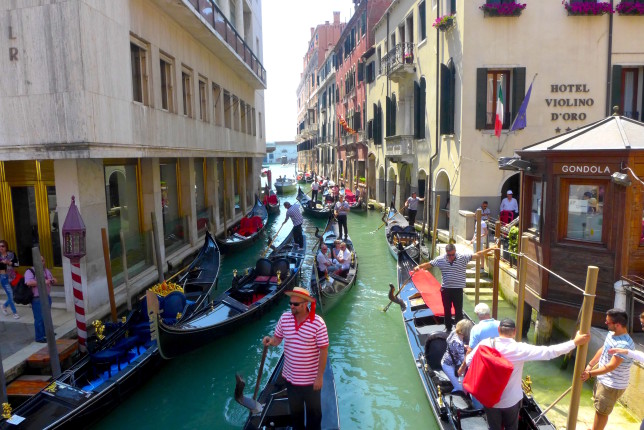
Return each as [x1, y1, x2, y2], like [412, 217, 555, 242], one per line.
[413, 243, 497, 332]
[404, 191, 424, 226]
[283, 201, 304, 248]
[263, 287, 329, 430]
[334, 194, 350, 241]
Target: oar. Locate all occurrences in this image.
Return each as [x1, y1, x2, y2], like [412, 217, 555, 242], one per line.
[370, 206, 400, 234]
[165, 262, 191, 283]
[262, 224, 285, 257]
[253, 344, 269, 400]
[383, 283, 405, 312]
[234, 374, 263, 414]
[534, 386, 572, 423]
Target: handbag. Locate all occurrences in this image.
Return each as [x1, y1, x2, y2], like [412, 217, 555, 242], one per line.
[462, 338, 513, 408]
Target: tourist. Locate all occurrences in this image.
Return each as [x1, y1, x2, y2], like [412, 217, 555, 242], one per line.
[581, 308, 635, 430]
[0, 239, 20, 319]
[500, 190, 519, 222]
[441, 319, 473, 393]
[316, 244, 336, 277]
[465, 318, 590, 430]
[404, 191, 424, 226]
[332, 242, 351, 277]
[477, 200, 491, 222]
[332, 183, 340, 203]
[413, 243, 497, 331]
[262, 287, 329, 430]
[282, 201, 304, 248]
[24, 256, 57, 343]
[311, 179, 320, 202]
[466, 303, 499, 353]
[334, 194, 350, 241]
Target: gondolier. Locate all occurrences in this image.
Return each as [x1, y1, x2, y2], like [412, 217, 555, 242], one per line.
[262, 287, 329, 430]
[311, 180, 320, 202]
[334, 195, 350, 241]
[413, 243, 496, 332]
[404, 192, 424, 226]
[283, 201, 304, 248]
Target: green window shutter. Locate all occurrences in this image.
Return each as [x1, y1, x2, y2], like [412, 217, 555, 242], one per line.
[414, 81, 421, 138]
[611, 65, 622, 115]
[512, 67, 526, 126]
[419, 78, 426, 138]
[386, 96, 392, 137]
[440, 64, 450, 135]
[475, 68, 488, 130]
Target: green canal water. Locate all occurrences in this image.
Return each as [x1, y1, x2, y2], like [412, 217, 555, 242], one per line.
[93, 165, 638, 429]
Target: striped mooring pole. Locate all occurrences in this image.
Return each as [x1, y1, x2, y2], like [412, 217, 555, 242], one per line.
[71, 259, 87, 350]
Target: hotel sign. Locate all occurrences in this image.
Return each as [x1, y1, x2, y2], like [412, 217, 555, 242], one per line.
[554, 163, 618, 175]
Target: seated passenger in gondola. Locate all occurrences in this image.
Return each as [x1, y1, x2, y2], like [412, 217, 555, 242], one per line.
[332, 242, 351, 277]
[441, 319, 473, 393]
[317, 244, 337, 277]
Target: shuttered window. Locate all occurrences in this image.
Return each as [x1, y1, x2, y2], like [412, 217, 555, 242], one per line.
[475, 67, 526, 130]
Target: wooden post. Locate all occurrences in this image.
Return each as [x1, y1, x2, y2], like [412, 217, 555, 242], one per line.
[474, 209, 482, 305]
[515, 234, 529, 341]
[32, 247, 61, 377]
[151, 212, 164, 283]
[0, 344, 7, 405]
[119, 230, 132, 311]
[101, 228, 118, 322]
[567, 266, 599, 430]
[223, 159, 228, 239]
[431, 194, 440, 259]
[493, 247, 500, 319]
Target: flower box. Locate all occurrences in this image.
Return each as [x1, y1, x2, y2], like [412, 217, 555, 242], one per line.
[480, 2, 527, 17]
[616, 1, 644, 15]
[433, 14, 456, 32]
[564, 1, 614, 15]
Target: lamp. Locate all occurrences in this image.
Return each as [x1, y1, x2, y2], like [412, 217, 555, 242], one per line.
[611, 172, 631, 187]
[498, 157, 533, 172]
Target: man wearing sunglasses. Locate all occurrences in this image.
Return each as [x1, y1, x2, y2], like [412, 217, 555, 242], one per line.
[262, 287, 329, 430]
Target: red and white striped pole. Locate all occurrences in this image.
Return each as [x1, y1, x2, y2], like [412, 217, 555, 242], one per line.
[70, 259, 86, 350]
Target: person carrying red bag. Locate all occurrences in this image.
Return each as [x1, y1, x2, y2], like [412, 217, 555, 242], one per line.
[462, 318, 590, 430]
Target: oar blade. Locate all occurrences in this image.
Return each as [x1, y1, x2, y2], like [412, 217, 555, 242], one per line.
[234, 374, 263, 414]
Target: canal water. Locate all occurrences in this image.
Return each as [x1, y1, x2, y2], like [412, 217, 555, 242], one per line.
[93, 164, 638, 429]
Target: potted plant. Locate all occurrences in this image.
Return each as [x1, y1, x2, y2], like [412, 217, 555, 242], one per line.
[616, 1, 644, 15]
[563, 1, 614, 15]
[480, 2, 526, 17]
[432, 13, 456, 32]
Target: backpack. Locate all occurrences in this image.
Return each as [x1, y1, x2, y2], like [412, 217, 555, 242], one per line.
[12, 269, 34, 305]
[462, 339, 514, 408]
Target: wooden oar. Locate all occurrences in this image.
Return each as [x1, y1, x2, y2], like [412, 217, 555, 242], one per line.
[253, 344, 269, 400]
[370, 206, 402, 234]
[383, 283, 405, 312]
[261, 224, 285, 257]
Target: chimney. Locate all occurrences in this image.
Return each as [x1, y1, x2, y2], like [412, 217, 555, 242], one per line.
[333, 11, 340, 24]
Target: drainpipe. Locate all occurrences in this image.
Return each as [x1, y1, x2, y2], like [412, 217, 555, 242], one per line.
[384, 10, 390, 208]
[605, 0, 614, 117]
[429, 0, 441, 231]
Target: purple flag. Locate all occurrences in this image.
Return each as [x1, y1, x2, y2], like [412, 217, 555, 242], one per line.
[510, 82, 533, 132]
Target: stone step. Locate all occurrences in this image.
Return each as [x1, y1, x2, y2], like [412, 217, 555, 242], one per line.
[466, 268, 491, 278]
[465, 278, 492, 288]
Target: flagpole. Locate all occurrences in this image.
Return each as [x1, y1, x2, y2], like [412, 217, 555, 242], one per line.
[497, 73, 538, 153]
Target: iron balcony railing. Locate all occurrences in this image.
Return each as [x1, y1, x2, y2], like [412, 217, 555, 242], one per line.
[382, 42, 415, 74]
[187, 0, 266, 86]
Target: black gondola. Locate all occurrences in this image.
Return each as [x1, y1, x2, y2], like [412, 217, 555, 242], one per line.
[155, 228, 306, 359]
[384, 207, 420, 262]
[0, 232, 220, 430]
[263, 190, 280, 215]
[216, 196, 268, 252]
[297, 187, 334, 219]
[393, 247, 556, 430]
[310, 217, 358, 313]
[238, 354, 340, 430]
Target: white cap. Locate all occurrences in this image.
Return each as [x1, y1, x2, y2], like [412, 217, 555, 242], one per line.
[507, 190, 513, 195]
[474, 303, 491, 316]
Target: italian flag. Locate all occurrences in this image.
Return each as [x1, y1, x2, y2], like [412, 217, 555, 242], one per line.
[494, 85, 504, 138]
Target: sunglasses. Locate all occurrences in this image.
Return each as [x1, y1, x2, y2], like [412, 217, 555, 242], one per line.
[290, 302, 306, 307]
[447, 252, 456, 257]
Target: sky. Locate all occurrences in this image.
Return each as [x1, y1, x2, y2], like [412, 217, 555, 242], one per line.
[262, 0, 355, 143]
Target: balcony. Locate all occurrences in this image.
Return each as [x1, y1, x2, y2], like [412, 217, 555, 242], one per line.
[161, 0, 267, 89]
[385, 134, 416, 163]
[382, 43, 415, 83]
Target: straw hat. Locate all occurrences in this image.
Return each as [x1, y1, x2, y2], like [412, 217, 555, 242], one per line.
[285, 287, 315, 302]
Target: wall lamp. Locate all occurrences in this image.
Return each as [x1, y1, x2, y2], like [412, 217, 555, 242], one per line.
[611, 171, 632, 187]
[498, 157, 533, 172]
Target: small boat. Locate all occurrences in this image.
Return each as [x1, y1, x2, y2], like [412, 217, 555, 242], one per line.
[304, 172, 314, 183]
[310, 218, 358, 313]
[297, 187, 333, 219]
[155, 228, 305, 359]
[263, 191, 280, 215]
[383, 207, 420, 262]
[216, 196, 268, 252]
[296, 172, 306, 184]
[237, 354, 340, 430]
[344, 188, 365, 211]
[274, 177, 297, 194]
[260, 167, 269, 177]
[392, 247, 556, 430]
[1, 233, 220, 429]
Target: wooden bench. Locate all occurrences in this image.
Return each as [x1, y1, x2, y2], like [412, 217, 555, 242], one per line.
[27, 339, 79, 373]
[6, 375, 51, 397]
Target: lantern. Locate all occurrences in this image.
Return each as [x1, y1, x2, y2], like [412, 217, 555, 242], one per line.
[62, 196, 86, 260]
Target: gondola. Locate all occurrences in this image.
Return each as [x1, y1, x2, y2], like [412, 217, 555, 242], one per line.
[155, 228, 305, 359]
[304, 172, 314, 183]
[275, 177, 297, 193]
[0, 232, 220, 430]
[216, 196, 268, 252]
[296, 172, 306, 184]
[383, 206, 420, 262]
[263, 190, 280, 215]
[297, 187, 334, 219]
[392, 247, 556, 430]
[237, 354, 340, 430]
[310, 217, 358, 312]
[344, 188, 366, 212]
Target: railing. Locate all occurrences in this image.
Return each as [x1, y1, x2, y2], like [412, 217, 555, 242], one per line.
[187, 0, 267, 86]
[382, 42, 415, 74]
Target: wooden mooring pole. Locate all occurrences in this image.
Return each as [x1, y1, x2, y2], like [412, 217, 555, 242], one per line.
[474, 209, 482, 305]
[151, 212, 164, 283]
[119, 230, 132, 311]
[515, 235, 529, 342]
[492, 221, 501, 319]
[566, 266, 599, 430]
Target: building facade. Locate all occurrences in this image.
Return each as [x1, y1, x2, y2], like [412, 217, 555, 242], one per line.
[0, 0, 266, 314]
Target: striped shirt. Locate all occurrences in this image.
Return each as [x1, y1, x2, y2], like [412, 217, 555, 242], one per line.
[406, 196, 420, 211]
[597, 332, 635, 389]
[274, 311, 329, 386]
[335, 201, 350, 216]
[285, 203, 304, 226]
[429, 253, 473, 289]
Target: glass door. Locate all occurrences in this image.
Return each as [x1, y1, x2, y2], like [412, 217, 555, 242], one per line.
[11, 186, 39, 267]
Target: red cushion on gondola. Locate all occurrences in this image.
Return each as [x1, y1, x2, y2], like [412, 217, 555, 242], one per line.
[268, 195, 278, 205]
[269, 276, 278, 283]
[255, 276, 271, 283]
[410, 270, 454, 317]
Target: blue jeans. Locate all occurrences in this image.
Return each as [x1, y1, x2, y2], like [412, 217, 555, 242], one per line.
[1, 274, 17, 314]
[32, 296, 52, 342]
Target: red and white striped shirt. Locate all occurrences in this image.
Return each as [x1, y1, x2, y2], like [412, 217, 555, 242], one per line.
[274, 311, 329, 386]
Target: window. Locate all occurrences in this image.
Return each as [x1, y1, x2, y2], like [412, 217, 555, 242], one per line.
[159, 54, 174, 111]
[198, 77, 208, 122]
[562, 181, 605, 243]
[259, 111, 263, 138]
[527, 178, 545, 236]
[419, 1, 427, 41]
[240, 100, 247, 133]
[440, 62, 455, 135]
[611, 65, 642, 121]
[252, 107, 256, 136]
[476, 67, 526, 130]
[160, 159, 184, 251]
[486, 71, 509, 129]
[212, 83, 223, 126]
[130, 40, 149, 105]
[415, 78, 426, 138]
[181, 66, 193, 117]
[224, 90, 232, 129]
[229, 0, 236, 26]
[232, 95, 240, 131]
[386, 95, 396, 137]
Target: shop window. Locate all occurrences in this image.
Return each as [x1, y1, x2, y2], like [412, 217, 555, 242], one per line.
[159, 53, 175, 112]
[47, 186, 62, 267]
[130, 40, 149, 105]
[527, 178, 545, 237]
[194, 159, 208, 235]
[160, 160, 184, 252]
[563, 181, 605, 243]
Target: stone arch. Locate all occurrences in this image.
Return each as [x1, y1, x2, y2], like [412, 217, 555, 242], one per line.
[387, 166, 397, 207]
[368, 153, 376, 201]
[399, 163, 412, 210]
[417, 169, 428, 224]
[377, 165, 386, 204]
[435, 169, 450, 230]
[500, 173, 521, 200]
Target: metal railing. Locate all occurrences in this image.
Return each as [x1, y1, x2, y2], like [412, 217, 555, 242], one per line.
[382, 42, 415, 74]
[187, 0, 266, 86]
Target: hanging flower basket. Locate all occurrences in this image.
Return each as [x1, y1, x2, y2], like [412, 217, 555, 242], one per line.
[433, 14, 456, 32]
[480, 2, 526, 17]
[563, 1, 614, 15]
[616, 1, 644, 15]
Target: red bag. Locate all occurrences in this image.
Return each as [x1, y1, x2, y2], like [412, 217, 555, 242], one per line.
[10, 272, 23, 288]
[462, 342, 513, 408]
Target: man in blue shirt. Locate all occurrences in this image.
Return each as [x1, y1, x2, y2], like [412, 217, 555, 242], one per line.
[467, 302, 500, 352]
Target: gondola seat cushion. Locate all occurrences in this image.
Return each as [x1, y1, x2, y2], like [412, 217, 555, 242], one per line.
[161, 291, 187, 323]
[403, 225, 416, 234]
[270, 259, 290, 282]
[113, 336, 141, 354]
[267, 194, 278, 205]
[390, 225, 403, 233]
[255, 258, 273, 277]
[91, 348, 129, 378]
[238, 216, 264, 236]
